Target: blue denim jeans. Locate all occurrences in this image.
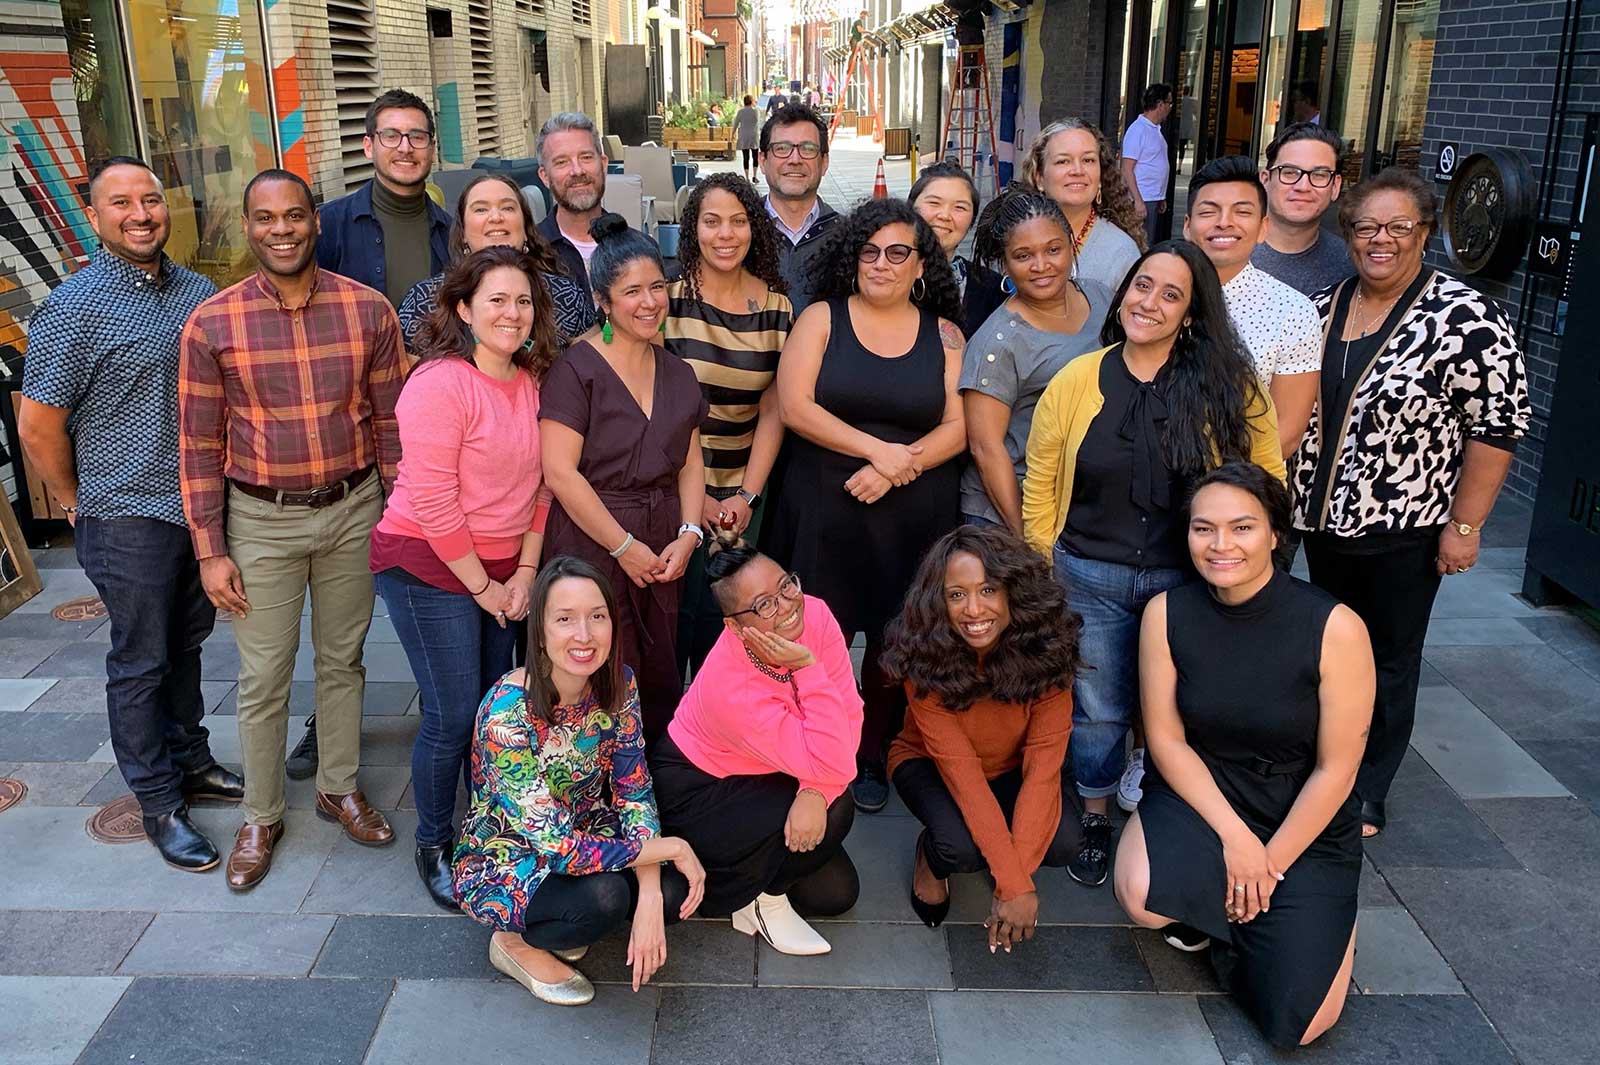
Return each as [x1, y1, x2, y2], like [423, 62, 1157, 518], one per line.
[75, 517, 217, 816]
[377, 570, 518, 847]
[1053, 549, 1190, 798]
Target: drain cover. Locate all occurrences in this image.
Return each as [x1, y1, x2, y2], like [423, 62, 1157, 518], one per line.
[0, 778, 24, 814]
[52, 595, 108, 622]
[87, 794, 146, 843]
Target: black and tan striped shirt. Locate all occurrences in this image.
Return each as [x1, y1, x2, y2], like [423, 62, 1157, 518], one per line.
[665, 281, 793, 493]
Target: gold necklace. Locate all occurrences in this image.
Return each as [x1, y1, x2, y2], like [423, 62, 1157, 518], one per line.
[1341, 288, 1401, 377]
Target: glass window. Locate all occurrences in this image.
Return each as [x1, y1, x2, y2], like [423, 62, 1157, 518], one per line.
[61, 0, 139, 167]
[1259, 0, 1293, 146]
[1171, 0, 1211, 221]
[1375, 0, 1440, 172]
[125, 0, 277, 286]
[1326, 0, 1382, 183]
[1287, 0, 1332, 132]
[1148, 0, 1171, 86]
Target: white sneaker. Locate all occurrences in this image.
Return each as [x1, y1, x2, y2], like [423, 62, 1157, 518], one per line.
[1117, 748, 1145, 813]
[731, 892, 831, 955]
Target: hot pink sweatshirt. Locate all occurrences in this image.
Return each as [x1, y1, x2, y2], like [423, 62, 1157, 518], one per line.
[375, 358, 549, 562]
[667, 595, 863, 803]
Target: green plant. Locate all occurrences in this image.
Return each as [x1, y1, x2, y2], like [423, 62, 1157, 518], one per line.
[664, 95, 740, 130]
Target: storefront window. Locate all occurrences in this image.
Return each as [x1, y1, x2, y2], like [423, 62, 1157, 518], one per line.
[125, 0, 276, 285]
[61, 0, 139, 169]
[1259, 0, 1293, 143]
[1288, 0, 1331, 130]
[1375, 0, 1440, 172]
[1326, 0, 1381, 183]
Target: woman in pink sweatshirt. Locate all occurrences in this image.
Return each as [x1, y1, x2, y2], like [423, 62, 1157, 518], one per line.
[649, 541, 863, 956]
[369, 246, 558, 910]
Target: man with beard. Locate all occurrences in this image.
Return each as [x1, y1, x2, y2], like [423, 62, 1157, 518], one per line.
[20, 156, 241, 873]
[759, 103, 839, 314]
[179, 169, 404, 890]
[317, 89, 452, 309]
[535, 112, 611, 304]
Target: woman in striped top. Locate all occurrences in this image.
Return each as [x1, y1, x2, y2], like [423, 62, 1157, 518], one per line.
[665, 173, 794, 677]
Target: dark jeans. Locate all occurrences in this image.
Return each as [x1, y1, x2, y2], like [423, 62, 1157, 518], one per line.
[1303, 531, 1443, 805]
[893, 757, 1080, 879]
[519, 866, 691, 951]
[377, 569, 518, 847]
[75, 517, 217, 817]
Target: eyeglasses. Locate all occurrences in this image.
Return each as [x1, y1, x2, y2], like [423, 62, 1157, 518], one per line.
[726, 572, 803, 621]
[1267, 164, 1337, 188]
[1350, 218, 1420, 240]
[858, 242, 916, 265]
[374, 129, 434, 150]
[767, 141, 821, 160]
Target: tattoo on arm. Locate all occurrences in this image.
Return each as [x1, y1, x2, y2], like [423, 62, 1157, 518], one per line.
[939, 319, 964, 350]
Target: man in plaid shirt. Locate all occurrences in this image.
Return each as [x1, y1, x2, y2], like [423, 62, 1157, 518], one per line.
[179, 168, 404, 891]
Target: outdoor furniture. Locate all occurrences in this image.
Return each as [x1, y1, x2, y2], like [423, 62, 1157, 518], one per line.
[520, 186, 547, 226]
[602, 171, 648, 232]
[624, 146, 680, 224]
[661, 125, 735, 160]
[431, 168, 477, 211]
[603, 134, 626, 163]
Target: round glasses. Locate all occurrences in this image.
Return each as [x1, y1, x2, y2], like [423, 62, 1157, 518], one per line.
[1350, 219, 1420, 240]
[1267, 164, 1337, 188]
[767, 141, 821, 160]
[858, 243, 915, 265]
[727, 573, 803, 621]
[374, 129, 434, 150]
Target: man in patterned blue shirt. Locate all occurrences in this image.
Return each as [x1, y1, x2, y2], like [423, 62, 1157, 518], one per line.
[19, 156, 243, 873]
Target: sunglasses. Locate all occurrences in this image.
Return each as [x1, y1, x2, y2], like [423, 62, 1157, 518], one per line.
[858, 243, 916, 265]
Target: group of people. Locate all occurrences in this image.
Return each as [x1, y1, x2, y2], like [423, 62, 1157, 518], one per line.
[19, 83, 1530, 1050]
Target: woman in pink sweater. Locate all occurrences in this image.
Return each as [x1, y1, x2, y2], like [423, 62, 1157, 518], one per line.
[649, 541, 863, 955]
[369, 246, 558, 909]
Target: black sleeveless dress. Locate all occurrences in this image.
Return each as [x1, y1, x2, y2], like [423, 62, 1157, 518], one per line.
[765, 297, 960, 637]
[1139, 569, 1361, 1049]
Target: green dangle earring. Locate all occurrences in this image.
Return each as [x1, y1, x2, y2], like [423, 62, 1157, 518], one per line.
[601, 319, 613, 344]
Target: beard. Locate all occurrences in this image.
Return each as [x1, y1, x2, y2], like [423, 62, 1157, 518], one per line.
[553, 177, 603, 214]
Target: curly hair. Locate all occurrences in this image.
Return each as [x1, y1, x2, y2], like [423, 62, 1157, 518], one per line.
[1018, 118, 1147, 251]
[807, 198, 962, 324]
[413, 246, 558, 381]
[882, 525, 1082, 710]
[971, 184, 1073, 275]
[675, 173, 788, 301]
[446, 172, 562, 280]
[1101, 239, 1266, 477]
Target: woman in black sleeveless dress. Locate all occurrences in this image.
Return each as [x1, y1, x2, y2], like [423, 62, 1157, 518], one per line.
[768, 199, 966, 812]
[1113, 462, 1375, 1049]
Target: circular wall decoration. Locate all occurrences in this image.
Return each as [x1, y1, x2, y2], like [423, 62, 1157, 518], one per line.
[1442, 148, 1536, 278]
[52, 595, 107, 622]
[0, 778, 25, 815]
[87, 794, 146, 844]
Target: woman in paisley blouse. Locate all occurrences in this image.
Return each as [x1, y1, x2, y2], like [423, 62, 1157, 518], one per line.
[398, 173, 595, 351]
[1292, 167, 1529, 840]
[453, 556, 706, 1005]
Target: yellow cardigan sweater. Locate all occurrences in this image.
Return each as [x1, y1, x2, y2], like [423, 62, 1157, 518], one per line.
[1021, 346, 1287, 557]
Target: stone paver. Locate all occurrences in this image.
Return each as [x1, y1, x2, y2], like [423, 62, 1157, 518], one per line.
[0, 975, 131, 1065]
[117, 912, 336, 976]
[931, 991, 1223, 1065]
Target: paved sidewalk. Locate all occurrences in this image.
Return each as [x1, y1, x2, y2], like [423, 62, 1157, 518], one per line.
[0, 495, 1596, 1065]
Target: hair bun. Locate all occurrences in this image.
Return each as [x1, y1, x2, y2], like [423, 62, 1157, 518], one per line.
[704, 531, 747, 558]
[588, 212, 631, 243]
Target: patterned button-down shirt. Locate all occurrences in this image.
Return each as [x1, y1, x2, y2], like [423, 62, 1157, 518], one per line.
[1222, 262, 1323, 386]
[178, 267, 404, 560]
[23, 247, 217, 526]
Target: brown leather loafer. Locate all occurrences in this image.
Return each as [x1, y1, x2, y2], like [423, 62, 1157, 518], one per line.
[225, 821, 284, 891]
[315, 790, 395, 847]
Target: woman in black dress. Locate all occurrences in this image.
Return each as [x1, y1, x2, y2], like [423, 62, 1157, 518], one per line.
[1113, 462, 1374, 1048]
[769, 198, 966, 813]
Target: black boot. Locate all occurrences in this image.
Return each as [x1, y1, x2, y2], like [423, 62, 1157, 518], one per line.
[416, 843, 458, 911]
[286, 715, 318, 780]
[143, 805, 220, 872]
[183, 764, 244, 804]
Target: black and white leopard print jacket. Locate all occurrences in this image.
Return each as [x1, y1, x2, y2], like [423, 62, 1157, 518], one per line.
[1291, 271, 1530, 536]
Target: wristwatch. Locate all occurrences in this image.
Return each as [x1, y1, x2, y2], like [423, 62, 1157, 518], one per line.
[1449, 517, 1482, 537]
[736, 488, 761, 507]
[678, 522, 706, 544]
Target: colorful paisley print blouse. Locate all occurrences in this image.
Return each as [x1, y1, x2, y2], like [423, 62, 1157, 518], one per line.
[452, 667, 660, 931]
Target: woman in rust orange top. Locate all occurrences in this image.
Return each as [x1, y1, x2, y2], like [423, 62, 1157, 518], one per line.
[882, 524, 1084, 950]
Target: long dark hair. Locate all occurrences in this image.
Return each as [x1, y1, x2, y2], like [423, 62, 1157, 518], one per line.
[1189, 461, 1293, 546]
[447, 172, 562, 278]
[524, 556, 626, 724]
[810, 197, 962, 324]
[675, 173, 787, 301]
[881, 525, 1083, 711]
[972, 184, 1075, 279]
[1101, 239, 1265, 477]
[413, 246, 558, 380]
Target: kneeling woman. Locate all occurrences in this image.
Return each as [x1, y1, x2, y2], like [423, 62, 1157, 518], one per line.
[882, 524, 1084, 950]
[1114, 463, 1374, 1047]
[453, 557, 706, 1005]
[651, 542, 862, 955]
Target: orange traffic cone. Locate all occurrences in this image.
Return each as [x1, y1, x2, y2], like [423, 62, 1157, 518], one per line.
[873, 157, 888, 199]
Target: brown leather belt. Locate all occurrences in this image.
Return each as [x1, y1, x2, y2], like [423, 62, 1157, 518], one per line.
[230, 466, 373, 509]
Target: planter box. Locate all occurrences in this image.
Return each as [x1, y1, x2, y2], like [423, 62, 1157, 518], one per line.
[662, 125, 735, 160]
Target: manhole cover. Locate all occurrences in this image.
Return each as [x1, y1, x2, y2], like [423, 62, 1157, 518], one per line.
[87, 794, 146, 843]
[52, 595, 107, 622]
[0, 778, 24, 814]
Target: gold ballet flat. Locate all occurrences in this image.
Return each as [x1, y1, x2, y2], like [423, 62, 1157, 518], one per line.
[551, 945, 590, 963]
[489, 935, 595, 1006]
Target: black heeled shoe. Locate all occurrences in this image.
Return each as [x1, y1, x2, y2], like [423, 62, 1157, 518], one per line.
[416, 843, 459, 911]
[1359, 800, 1387, 839]
[909, 832, 950, 928]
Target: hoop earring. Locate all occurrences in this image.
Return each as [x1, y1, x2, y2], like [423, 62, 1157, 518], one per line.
[911, 276, 926, 301]
[1000, 275, 1016, 295]
[1094, 188, 1103, 207]
[851, 274, 859, 295]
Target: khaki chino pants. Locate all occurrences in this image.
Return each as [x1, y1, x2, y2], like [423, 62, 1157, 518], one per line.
[226, 473, 383, 826]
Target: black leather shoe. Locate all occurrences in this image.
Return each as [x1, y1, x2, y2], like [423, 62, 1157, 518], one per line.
[908, 831, 950, 928]
[143, 805, 220, 872]
[416, 843, 459, 911]
[1360, 800, 1387, 838]
[183, 764, 244, 804]
[285, 715, 318, 780]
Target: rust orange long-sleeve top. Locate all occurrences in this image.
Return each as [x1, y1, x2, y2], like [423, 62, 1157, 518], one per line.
[887, 685, 1073, 901]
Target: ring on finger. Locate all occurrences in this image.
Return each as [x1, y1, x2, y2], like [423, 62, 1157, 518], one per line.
[1233, 884, 1246, 893]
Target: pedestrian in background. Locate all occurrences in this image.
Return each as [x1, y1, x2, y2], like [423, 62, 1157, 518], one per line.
[20, 156, 241, 873]
[180, 168, 403, 891]
[1121, 85, 1174, 248]
[735, 95, 762, 184]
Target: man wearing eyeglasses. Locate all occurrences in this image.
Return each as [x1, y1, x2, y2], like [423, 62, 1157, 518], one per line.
[1252, 122, 1356, 298]
[759, 103, 840, 314]
[316, 88, 452, 309]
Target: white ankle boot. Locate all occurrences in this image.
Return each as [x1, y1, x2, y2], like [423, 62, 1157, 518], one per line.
[730, 892, 831, 955]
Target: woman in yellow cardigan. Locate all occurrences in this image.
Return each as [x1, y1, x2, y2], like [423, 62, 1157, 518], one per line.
[1021, 239, 1284, 889]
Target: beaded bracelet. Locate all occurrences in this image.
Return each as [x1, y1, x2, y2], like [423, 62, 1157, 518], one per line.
[609, 532, 635, 559]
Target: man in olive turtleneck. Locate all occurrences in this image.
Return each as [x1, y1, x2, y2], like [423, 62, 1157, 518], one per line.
[317, 88, 451, 308]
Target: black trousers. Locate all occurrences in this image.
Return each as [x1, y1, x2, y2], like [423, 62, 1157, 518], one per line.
[858, 632, 906, 768]
[1303, 531, 1443, 805]
[651, 734, 860, 918]
[519, 866, 690, 951]
[741, 148, 758, 170]
[893, 758, 1081, 880]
